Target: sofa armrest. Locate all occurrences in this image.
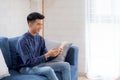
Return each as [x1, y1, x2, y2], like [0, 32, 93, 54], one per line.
[65, 45, 79, 65]
[65, 45, 79, 80]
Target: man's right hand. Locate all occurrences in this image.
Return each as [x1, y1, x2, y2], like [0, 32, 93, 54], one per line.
[45, 48, 62, 59]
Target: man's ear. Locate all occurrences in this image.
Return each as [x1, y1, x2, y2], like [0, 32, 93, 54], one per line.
[28, 22, 32, 27]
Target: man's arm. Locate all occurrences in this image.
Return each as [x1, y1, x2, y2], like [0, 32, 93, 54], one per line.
[41, 38, 63, 61]
[16, 39, 47, 67]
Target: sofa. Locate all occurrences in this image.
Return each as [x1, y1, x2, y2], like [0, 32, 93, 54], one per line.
[0, 37, 79, 80]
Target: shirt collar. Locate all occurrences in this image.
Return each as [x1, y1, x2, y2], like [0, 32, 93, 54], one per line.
[26, 31, 37, 39]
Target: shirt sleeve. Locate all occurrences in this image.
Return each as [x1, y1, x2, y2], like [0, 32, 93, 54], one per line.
[40, 38, 57, 61]
[41, 38, 48, 54]
[16, 39, 47, 67]
[41, 38, 57, 61]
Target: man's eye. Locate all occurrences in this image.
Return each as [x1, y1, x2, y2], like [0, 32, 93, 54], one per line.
[37, 23, 40, 25]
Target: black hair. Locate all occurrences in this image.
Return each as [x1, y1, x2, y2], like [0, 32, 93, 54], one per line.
[27, 12, 45, 24]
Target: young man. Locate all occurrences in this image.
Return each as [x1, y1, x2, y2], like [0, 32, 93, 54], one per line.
[16, 12, 71, 80]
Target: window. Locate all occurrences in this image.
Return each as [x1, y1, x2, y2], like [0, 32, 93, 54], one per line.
[86, 0, 120, 79]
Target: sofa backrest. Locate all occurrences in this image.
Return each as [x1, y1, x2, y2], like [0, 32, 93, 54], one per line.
[0, 37, 12, 69]
[8, 37, 21, 70]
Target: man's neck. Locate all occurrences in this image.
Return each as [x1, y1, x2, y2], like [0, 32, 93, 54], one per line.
[28, 30, 37, 37]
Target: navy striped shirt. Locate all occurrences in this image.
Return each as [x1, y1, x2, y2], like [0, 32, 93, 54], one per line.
[16, 31, 50, 67]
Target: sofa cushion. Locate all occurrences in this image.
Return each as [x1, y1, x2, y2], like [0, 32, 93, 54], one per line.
[9, 70, 20, 75]
[45, 39, 72, 62]
[1, 74, 47, 80]
[8, 37, 21, 70]
[1, 70, 61, 80]
[1, 70, 47, 80]
[0, 37, 12, 69]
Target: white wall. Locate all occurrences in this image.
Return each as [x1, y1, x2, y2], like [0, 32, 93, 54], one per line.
[0, 0, 31, 37]
[44, 0, 86, 74]
[30, 0, 42, 12]
[30, 0, 43, 35]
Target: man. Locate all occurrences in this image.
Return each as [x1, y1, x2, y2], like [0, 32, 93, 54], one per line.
[16, 12, 71, 80]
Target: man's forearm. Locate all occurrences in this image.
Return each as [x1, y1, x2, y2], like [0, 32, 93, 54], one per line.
[45, 52, 51, 59]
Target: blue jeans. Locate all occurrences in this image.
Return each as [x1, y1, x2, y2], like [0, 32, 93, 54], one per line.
[19, 62, 71, 80]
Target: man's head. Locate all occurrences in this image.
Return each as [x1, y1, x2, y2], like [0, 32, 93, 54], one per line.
[27, 12, 44, 34]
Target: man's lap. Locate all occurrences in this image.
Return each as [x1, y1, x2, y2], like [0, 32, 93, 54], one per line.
[19, 61, 70, 74]
[34, 61, 70, 72]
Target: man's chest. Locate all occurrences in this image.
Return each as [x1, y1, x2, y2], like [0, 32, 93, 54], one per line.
[26, 39, 43, 55]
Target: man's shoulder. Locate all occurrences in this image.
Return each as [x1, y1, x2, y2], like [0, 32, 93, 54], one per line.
[18, 33, 27, 43]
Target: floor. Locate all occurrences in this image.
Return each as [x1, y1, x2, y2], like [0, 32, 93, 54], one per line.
[79, 77, 87, 80]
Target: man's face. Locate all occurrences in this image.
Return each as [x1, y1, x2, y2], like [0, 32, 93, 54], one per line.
[29, 19, 43, 34]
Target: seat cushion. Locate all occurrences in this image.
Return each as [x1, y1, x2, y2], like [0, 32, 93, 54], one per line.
[1, 74, 48, 80]
[1, 70, 48, 80]
[0, 37, 12, 69]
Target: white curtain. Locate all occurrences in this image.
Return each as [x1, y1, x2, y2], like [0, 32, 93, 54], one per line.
[86, 0, 120, 80]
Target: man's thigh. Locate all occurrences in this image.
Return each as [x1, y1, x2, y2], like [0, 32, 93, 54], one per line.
[20, 66, 56, 76]
[35, 62, 70, 72]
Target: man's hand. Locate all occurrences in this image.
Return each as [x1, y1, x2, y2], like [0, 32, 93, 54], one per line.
[45, 48, 63, 59]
